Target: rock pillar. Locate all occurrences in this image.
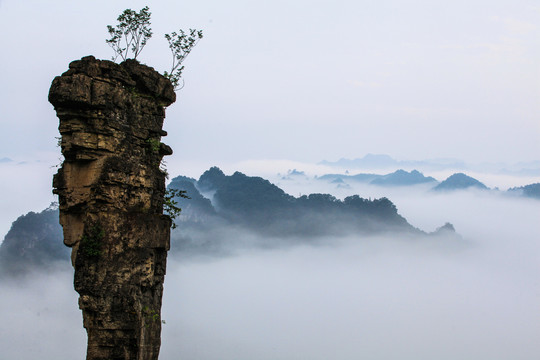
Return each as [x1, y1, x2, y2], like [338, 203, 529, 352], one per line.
[49, 56, 175, 360]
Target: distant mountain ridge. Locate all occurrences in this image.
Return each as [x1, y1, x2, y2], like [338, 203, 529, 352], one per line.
[169, 167, 422, 238]
[1, 168, 459, 274]
[320, 154, 467, 171]
[2, 166, 539, 276]
[508, 183, 540, 199]
[432, 173, 488, 192]
[317, 169, 540, 198]
[319, 169, 437, 187]
[320, 154, 540, 175]
[165, 167, 464, 254]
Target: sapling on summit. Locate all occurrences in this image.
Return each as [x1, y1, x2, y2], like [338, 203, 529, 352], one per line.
[164, 29, 203, 90]
[106, 7, 203, 90]
[106, 6, 152, 61]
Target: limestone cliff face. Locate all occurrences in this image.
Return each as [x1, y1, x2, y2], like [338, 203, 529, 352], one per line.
[49, 56, 175, 360]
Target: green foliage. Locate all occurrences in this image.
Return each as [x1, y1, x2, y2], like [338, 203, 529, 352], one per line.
[146, 138, 160, 153]
[106, 7, 203, 90]
[106, 6, 152, 62]
[80, 224, 104, 258]
[163, 29, 203, 90]
[164, 188, 190, 229]
[142, 306, 166, 327]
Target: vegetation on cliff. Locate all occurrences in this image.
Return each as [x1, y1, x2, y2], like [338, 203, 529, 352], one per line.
[106, 6, 203, 90]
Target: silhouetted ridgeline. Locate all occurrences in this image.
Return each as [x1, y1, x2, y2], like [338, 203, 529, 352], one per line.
[170, 167, 415, 235]
[319, 154, 467, 170]
[508, 183, 540, 199]
[0, 206, 67, 276]
[432, 173, 488, 191]
[318, 169, 437, 187]
[166, 167, 454, 254]
[1, 167, 467, 274]
[318, 169, 494, 192]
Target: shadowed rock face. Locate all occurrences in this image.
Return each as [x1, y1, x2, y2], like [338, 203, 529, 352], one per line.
[49, 56, 175, 360]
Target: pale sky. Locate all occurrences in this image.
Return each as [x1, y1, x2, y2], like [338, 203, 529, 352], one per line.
[0, 0, 539, 167]
[1, 4, 539, 356]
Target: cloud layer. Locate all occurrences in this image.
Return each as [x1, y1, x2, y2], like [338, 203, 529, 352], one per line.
[1, 183, 538, 359]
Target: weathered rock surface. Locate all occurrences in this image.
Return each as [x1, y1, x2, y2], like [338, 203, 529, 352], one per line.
[50, 55, 175, 360]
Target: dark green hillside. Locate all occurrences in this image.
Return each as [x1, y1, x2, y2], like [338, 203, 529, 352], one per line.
[172, 168, 418, 238]
[0, 207, 69, 276]
[168, 175, 216, 219]
[1, 168, 458, 272]
[212, 172, 295, 223]
[197, 166, 228, 192]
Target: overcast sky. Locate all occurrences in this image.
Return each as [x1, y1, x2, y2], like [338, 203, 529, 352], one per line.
[0, 0, 539, 167]
[1, 3, 539, 357]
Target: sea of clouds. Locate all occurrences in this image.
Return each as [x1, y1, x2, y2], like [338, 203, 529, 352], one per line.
[1, 160, 539, 359]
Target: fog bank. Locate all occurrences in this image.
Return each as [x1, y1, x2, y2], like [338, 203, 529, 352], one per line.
[159, 190, 540, 359]
[1, 175, 539, 359]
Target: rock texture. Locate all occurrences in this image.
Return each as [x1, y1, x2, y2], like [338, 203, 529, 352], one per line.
[49, 56, 175, 360]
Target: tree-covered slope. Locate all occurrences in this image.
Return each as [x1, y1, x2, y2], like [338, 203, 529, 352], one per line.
[169, 167, 419, 238]
[0, 207, 69, 276]
[1, 168, 458, 273]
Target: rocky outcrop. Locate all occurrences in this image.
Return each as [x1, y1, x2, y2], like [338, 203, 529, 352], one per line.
[49, 56, 175, 360]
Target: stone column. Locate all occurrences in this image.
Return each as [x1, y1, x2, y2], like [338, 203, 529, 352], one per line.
[49, 56, 175, 360]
